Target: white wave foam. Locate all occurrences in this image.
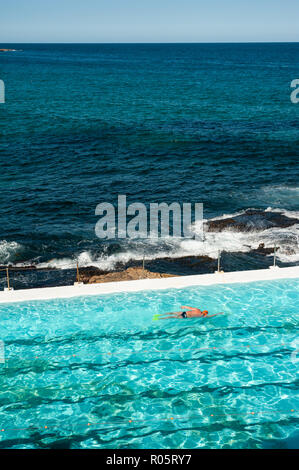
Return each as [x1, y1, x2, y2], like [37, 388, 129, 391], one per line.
[277, 252, 299, 263]
[34, 226, 299, 271]
[264, 207, 299, 220]
[5, 207, 298, 270]
[0, 240, 23, 264]
[206, 208, 255, 222]
[262, 185, 299, 193]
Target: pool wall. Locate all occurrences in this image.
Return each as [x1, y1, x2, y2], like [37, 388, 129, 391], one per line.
[0, 266, 298, 304]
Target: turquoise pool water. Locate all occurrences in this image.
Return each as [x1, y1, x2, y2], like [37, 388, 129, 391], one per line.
[0, 278, 298, 449]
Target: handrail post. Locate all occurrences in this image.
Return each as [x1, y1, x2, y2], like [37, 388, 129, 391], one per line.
[74, 260, 83, 286]
[6, 268, 9, 290]
[4, 267, 13, 291]
[214, 250, 224, 274]
[270, 244, 280, 269]
[76, 261, 80, 283]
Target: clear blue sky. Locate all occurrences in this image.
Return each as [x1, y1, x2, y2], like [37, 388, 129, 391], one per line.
[0, 0, 298, 43]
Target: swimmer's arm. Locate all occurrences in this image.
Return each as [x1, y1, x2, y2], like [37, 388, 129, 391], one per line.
[181, 305, 201, 313]
[205, 312, 224, 318]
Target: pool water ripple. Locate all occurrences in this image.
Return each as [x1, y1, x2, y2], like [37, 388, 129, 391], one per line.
[0, 278, 298, 448]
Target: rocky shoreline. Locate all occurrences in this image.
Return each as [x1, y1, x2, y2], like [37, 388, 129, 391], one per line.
[75, 245, 279, 283]
[205, 209, 298, 232]
[79, 266, 175, 283]
[0, 244, 281, 285]
[0, 209, 297, 287]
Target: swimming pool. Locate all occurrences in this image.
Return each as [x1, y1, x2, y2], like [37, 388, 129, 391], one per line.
[0, 278, 298, 449]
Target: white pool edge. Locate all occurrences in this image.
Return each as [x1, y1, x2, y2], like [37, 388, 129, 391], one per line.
[0, 266, 298, 304]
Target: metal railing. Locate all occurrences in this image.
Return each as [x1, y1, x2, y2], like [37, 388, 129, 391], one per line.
[0, 247, 282, 292]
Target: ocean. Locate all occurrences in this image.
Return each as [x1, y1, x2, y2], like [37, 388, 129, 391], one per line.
[0, 43, 298, 288]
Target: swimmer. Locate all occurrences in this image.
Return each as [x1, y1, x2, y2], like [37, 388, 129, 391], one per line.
[157, 306, 224, 320]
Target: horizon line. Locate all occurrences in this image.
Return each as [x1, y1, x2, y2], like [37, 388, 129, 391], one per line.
[1, 41, 299, 45]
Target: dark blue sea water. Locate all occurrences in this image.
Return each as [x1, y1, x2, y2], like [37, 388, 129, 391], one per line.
[0, 43, 298, 287]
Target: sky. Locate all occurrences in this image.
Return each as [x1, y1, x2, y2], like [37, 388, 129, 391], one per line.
[0, 0, 298, 43]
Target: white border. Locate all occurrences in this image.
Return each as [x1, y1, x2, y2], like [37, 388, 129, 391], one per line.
[0, 266, 298, 304]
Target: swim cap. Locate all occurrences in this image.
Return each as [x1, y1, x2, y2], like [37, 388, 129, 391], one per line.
[202, 310, 208, 316]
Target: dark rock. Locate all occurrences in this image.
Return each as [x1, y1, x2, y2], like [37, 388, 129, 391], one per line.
[206, 209, 298, 232]
[206, 218, 247, 232]
[78, 266, 110, 283]
[253, 243, 280, 255]
[0, 265, 37, 271]
[160, 255, 214, 266]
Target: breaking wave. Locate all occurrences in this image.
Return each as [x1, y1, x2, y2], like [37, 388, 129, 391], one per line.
[5, 207, 297, 271]
[0, 240, 24, 264]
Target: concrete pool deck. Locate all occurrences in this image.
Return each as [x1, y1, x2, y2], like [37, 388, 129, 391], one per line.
[0, 265, 298, 304]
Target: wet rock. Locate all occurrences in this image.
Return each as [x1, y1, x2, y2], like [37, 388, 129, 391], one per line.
[206, 218, 247, 232]
[206, 210, 298, 232]
[87, 267, 174, 284]
[166, 255, 213, 265]
[253, 243, 280, 255]
[154, 255, 214, 270]
[78, 266, 109, 282]
[0, 265, 37, 271]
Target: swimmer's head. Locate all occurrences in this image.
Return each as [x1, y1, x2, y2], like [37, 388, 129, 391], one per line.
[202, 310, 208, 316]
